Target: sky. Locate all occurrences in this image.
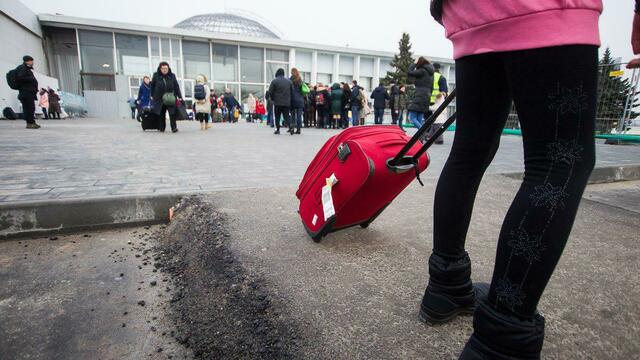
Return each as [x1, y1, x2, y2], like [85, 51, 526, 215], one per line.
[21, 0, 634, 63]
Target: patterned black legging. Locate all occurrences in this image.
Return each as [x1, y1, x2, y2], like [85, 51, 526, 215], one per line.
[432, 45, 597, 319]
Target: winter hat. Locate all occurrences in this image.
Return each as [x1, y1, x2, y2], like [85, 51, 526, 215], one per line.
[433, 63, 441, 70]
[275, 68, 285, 77]
[23, 55, 34, 62]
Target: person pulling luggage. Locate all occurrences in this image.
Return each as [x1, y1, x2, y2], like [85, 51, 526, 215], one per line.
[150, 62, 182, 133]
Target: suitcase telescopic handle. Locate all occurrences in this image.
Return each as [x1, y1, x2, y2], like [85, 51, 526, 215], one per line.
[389, 89, 457, 166]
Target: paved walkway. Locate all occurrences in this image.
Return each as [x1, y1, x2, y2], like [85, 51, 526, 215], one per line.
[0, 118, 639, 204]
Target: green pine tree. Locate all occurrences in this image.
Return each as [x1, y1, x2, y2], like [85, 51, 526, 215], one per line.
[383, 33, 415, 86]
[597, 47, 639, 133]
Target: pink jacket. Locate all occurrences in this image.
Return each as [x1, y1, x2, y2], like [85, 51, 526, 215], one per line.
[441, 0, 603, 59]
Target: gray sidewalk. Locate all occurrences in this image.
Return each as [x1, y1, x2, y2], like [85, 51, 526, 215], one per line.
[1, 118, 639, 204]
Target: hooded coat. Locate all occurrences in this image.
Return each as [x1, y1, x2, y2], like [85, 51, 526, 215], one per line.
[330, 83, 344, 116]
[137, 81, 152, 109]
[370, 85, 390, 109]
[268, 68, 294, 107]
[407, 63, 435, 113]
[150, 63, 182, 116]
[16, 63, 38, 101]
[193, 75, 211, 114]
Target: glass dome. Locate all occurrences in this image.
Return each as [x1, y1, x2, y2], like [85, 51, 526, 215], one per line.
[174, 14, 280, 39]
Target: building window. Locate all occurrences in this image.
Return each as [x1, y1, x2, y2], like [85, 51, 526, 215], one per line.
[359, 77, 372, 92]
[149, 36, 181, 78]
[317, 73, 332, 85]
[301, 72, 311, 82]
[266, 63, 288, 81]
[379, 58, 392, 79]
[266, 48, 289, 81]
[295, 51, 312, 82]
[339, 55, 354, 83]
[82, 74, 115, 91]
[240, 46, 264, 83]
[115, 33, 148, 76]
[267, 49, 288, 62]
[212, 44, 238, 82]
[241, 84, 265, 107]
[78, 30, 114, 74]
[182, 40, 211, 79]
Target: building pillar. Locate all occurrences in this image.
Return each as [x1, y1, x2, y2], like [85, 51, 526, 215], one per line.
[354, 55, 361, 85]
[333, 53, 340, 84]
[289, 48, 296, 72]
[373, 57, 381, 87]
[311, 51, 318, 85]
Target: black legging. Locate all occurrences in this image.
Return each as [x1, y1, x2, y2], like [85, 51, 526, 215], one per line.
[159, 105, 177, 131]
[433, 45, 597, 319]
[274, 105, 291, 131]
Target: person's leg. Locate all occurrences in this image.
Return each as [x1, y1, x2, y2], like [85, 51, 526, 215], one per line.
[459, 45, 598, 359]
[421, 52, 512, 324]
[274, 106, 282, 133]
[398, 110, 404, 130]
[351, 105, 359, 126]
[42, 107, 49, 119]
[159, 106, 167, 132]
[21, 98, 36, 126]
[407, 111, 423, 129]
[295, 108, 302, 133]
[170, 110, 178, 132]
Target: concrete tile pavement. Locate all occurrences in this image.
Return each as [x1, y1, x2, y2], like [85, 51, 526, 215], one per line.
[0, 118, 639, 204]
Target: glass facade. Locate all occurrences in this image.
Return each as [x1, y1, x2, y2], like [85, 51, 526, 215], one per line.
[182, 40, 211, 79]
[212, 44, 238, 82]
[115, 33, 148, 76]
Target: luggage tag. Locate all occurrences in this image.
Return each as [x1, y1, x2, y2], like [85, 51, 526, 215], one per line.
[322, 174, 339, 221]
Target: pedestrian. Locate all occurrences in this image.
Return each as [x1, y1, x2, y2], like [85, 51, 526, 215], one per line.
[193, 74, 211, 130]
[127, 96, 137, 120]
[265, 90, 274, 127]
[209, 89, 218, 120]
[48, 89, 61, 119]
[341, 83, 352, 129]
[389, 83, 402, 127]
[398, 85, 407, 129]
[430, 63, 449, 109]
[329, 83, 343, 129]
[308, 86, 317, 128]
[350, 80, 362, 126]
[289, 68, 305, 134]
[315, 83, 330, 129]
[255, 98, 266, 123]
[406, 56, 435, 129]
[358, 87, 371, 126]
[150, 61, 182, 133]
[223, 88, 239, 124]
[421, 1, 603, 359]
[370, 83, 390, 124]
[136, 76, 152, 122]
[38, 88, 49, 120]
[247, 92, 257, 123]
[12, 55, 40, 128]
[267, 68, 294, 135]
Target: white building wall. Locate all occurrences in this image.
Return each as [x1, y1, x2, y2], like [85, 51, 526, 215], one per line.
[0, 0, 52, 116]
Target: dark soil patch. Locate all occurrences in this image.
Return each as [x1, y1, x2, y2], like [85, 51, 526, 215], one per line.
[153, 196, 302, 359]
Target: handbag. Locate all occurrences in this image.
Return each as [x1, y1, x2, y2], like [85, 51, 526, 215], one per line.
[301, 82, 310, 96]
[162, 93, 176, 107]
[176, 100, 188, 120]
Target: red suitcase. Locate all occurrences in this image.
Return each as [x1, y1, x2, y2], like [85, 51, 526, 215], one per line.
[296, 90, 457, 242]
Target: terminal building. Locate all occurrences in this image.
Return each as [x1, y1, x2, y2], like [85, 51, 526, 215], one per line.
[1, 0, 454, 119]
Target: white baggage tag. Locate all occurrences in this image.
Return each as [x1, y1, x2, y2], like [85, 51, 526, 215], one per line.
[322, 174, 339, 221]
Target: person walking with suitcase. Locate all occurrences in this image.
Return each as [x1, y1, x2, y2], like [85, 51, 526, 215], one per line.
[9, 55, 40, 129]
[420, 1, 604, 359]
[136, 76, 152, 122]
[150, 61, 182, 133]
[268, 68, 294, 135]
[370, 83, 390, 124]
[193, 74, 211, 130]
[406, 57, 435, 129]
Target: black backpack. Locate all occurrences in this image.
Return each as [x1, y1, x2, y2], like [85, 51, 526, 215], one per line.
[3, 107, 18, 120]
[6, 68, 19, 90]
[194, 84, 206, 100]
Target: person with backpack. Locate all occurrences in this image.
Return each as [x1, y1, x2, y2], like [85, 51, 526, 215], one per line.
[223, 88, 240, 124]
[267, 68, 294, 135]
[370, 83, 390, 124]
[406, 56, 435, 129]
[150, 61, 182, 133]
[193, 74, 211, 130]
[136, 76, 152, 122]
[38, 88, 49, 120]
[48, 89, 61, 119]
[422, 1, 604, 359]
[350, 80, 363, 127]
[8, 55, 40, 128]
[290, 68, 305, 134]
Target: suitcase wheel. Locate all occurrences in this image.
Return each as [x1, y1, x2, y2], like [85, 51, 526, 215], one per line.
[360, 223, 370, 229]
[312, 234, 322, 243]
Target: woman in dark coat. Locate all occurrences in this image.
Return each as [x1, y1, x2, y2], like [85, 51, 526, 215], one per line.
[150, 62, 182, 133]
[407, 56, 435, 129]
[48, 89, 61, 119]
[329, 83, 343, 129]
[290, 68, 305, 134]
[341, 83, 352, 129]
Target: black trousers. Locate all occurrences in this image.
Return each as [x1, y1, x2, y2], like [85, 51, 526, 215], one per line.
[432, 45, 597, 319]
[274, 105, 291, 131]
[20, 97, 35, 124]
[196, 112, 209, 123]
[159, 105, 177, 131]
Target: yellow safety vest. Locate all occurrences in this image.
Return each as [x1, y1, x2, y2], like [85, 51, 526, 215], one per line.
[431, 72, 441, 104]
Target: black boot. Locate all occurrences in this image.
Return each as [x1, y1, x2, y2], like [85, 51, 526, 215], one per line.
[459, 297, 545, 359]
[420, 252, 488, 324]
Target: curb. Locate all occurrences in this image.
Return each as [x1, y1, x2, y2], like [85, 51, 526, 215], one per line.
[1, 164, 639, 239]
[501, 164, 640, 184]
[0, 194, 183, 240]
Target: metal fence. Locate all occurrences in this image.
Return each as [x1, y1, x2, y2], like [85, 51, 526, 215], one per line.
[503, 63, 639, 134]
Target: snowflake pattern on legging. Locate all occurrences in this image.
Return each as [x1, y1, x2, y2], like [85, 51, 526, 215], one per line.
[548, 84, 588, 114]
[547, 140, 583, 165]
[508, 228, 547, 263]
[495, 278, 526, 310]
[529, 183, 569, 210]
